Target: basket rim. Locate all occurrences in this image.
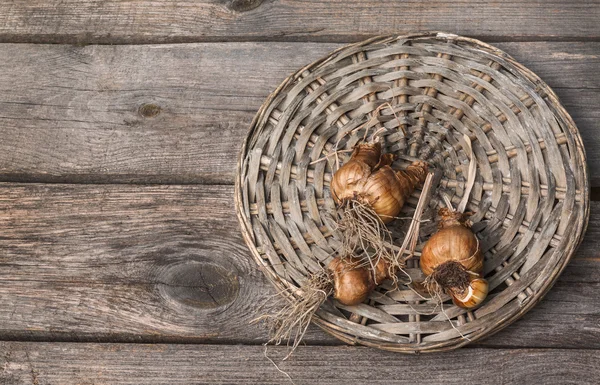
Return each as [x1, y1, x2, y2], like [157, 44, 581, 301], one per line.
[234, 31, 591, 353]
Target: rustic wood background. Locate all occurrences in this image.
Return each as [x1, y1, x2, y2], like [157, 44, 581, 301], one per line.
[0, 1, 599, 384]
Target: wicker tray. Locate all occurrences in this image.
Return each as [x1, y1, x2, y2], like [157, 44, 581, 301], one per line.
[235, 32, 589, 353]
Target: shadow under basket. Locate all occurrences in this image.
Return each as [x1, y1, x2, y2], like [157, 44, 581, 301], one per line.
[235, 32, 589, 353]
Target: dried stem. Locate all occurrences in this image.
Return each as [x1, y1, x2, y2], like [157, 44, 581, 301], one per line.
[442, 193, 454, 211]
[395, 172, 435, 265]
[457, 133, 476, 213]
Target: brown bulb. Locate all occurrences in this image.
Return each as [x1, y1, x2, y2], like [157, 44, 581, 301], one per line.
[330, 142, 428, 224]
[328, 256, 374, 306]
[327, 256, 391, 306]
[359, 161, 428, 223]
[420, 208, 488, 308]
[420, 208, 482, 275]
[347, 142, 382, 168]
[373, 258, 391, 285]
[330, 142, 381, 204]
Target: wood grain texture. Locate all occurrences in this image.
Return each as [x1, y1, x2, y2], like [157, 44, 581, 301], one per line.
[0, 1, 599, 44]
[0, 182, 597, 348]
[0, 342, 598, 385]
[0, 182, 309, 344]
[0, 42, 599, 185]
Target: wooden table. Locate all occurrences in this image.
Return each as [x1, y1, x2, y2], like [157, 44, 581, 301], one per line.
[0, 1, 599, 383]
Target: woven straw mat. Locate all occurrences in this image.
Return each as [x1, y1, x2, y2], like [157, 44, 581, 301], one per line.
[235, 32, 589, 353]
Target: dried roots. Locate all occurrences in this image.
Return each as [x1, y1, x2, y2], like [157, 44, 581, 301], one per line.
[338, 199, 401, 282]
[256, 270, 333, 359]
[423, 260, 470, 298]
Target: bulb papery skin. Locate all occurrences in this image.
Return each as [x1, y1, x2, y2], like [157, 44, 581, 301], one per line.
[420, 209, 488, 308]
[374, 258, 391, 285]
[327, 257, 391, 306]
[328, 256, 375, 306]
[360, 166, 404, 223]
[330, 142, 428, 224]
[330, 143, 381, 204]
[420, 223, 483, 276]
[349, 142, 382, 168]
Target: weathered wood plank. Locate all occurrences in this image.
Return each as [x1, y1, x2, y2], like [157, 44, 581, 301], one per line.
[0, 42, 599, 185]
[0, 1, 599, 44]
[0, 183, 321, 344]
[0, 342, 598, 385]
[0, 182, 597, 348]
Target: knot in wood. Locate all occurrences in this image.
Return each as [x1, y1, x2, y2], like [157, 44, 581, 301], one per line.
[138, 103, 161, 118]
[157, 261, 239, 310]
[227, 0, 263, 12]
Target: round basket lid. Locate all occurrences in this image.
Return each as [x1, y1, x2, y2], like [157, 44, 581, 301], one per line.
[235, 32, 589, 352]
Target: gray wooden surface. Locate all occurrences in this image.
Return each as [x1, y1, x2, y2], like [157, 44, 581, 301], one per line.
[1, 42, 599, 184]
[1, 343, 598, 385]
[0, 183, 598, 349]
[0, 1, 599, 43]
[0, 1, 598, 384]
